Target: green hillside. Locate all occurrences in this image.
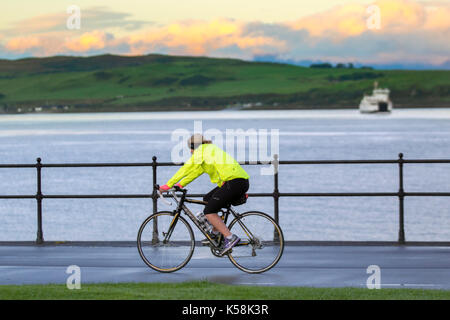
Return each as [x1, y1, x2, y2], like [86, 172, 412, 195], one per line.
[0, 54, 448, 113]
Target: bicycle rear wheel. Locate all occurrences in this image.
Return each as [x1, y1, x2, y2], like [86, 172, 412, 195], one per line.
[137, 211, 195, 273]
[227, 211, 284, 274]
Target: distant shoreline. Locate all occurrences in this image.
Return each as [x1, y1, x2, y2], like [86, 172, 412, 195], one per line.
[2, 104, 450, 116]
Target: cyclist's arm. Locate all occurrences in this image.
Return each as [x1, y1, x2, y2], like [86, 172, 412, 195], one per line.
[178, 166, 203, 187]
[166, 149, 203, 187]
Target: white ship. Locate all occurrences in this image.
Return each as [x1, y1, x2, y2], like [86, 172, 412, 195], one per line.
[359, 82, 393, 113]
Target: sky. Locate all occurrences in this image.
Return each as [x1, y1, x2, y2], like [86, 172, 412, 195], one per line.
[0, 0, 449, 68]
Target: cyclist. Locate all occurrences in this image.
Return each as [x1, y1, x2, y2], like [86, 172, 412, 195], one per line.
[159, 134, 249, 255]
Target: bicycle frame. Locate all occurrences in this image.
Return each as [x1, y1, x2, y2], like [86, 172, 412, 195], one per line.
[158, 187, 249, 249]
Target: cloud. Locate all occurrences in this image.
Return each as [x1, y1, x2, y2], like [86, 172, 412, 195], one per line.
[76, 6, 153, 32]
[125, 19, 285, 56]
[287, 0, 448, 37]
[5, 37, 41, 53]
[65, 31, 114, 52]
[289, 3, 367, 37]
[423, 3, 450, 30]
[4, 31, 118, 57]
[2, 6, 152, 37]
[4, 35, 67, 56]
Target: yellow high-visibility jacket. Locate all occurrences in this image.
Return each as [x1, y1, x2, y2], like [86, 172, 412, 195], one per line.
[166, 144, 249, 187]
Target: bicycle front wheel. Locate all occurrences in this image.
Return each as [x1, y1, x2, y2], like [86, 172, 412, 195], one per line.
[137, 211, 195, 273]
[227, 211, 284, 274]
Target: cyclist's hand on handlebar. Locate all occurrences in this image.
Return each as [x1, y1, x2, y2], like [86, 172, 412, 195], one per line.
[159, 183, 183, 192]
[174, 183, 183, 189]
[159, 184, 170, 192]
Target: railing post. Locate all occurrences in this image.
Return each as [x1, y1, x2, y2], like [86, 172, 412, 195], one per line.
[36, 157, 44, 244]
[273, 154, 280, 242]
[152, 156, 159, 244]
[398, 153, 406, 244]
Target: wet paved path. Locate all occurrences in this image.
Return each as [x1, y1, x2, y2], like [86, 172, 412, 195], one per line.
[1, 245, 449, 289]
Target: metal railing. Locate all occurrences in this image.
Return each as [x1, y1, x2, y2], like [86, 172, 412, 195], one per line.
[0, 153, 449, 245]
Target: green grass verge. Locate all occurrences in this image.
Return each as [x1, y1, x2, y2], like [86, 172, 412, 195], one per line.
[0, 281, 449, 300]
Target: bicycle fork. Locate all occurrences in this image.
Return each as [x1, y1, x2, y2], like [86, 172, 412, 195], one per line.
[162, 212, 181, 243]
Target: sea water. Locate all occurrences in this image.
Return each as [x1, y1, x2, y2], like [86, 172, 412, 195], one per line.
[0, 108, 449, 241]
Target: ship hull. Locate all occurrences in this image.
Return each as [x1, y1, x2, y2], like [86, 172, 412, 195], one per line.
[359, 101, 393, 113]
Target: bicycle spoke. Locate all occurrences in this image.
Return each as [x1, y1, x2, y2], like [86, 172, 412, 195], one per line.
[228, 212, 284, 273]
[137, 212, 195, 273]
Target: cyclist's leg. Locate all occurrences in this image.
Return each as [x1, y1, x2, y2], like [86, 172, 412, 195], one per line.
[203, 186, 220, 232]
[206, 213, 232, 237]
[203, 179, 249, 237]
[203, 186, 220, 202]
[204, 198, 232, 237]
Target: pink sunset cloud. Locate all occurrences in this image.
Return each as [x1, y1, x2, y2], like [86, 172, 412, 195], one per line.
[126, 19, 285, 56]
[287, 0, 449, 36]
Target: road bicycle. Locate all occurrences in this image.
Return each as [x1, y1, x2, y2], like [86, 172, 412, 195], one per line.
[137, 185, 284, 274]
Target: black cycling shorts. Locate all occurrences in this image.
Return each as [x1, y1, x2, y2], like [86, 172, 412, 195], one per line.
[203, 178, 249, 214]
